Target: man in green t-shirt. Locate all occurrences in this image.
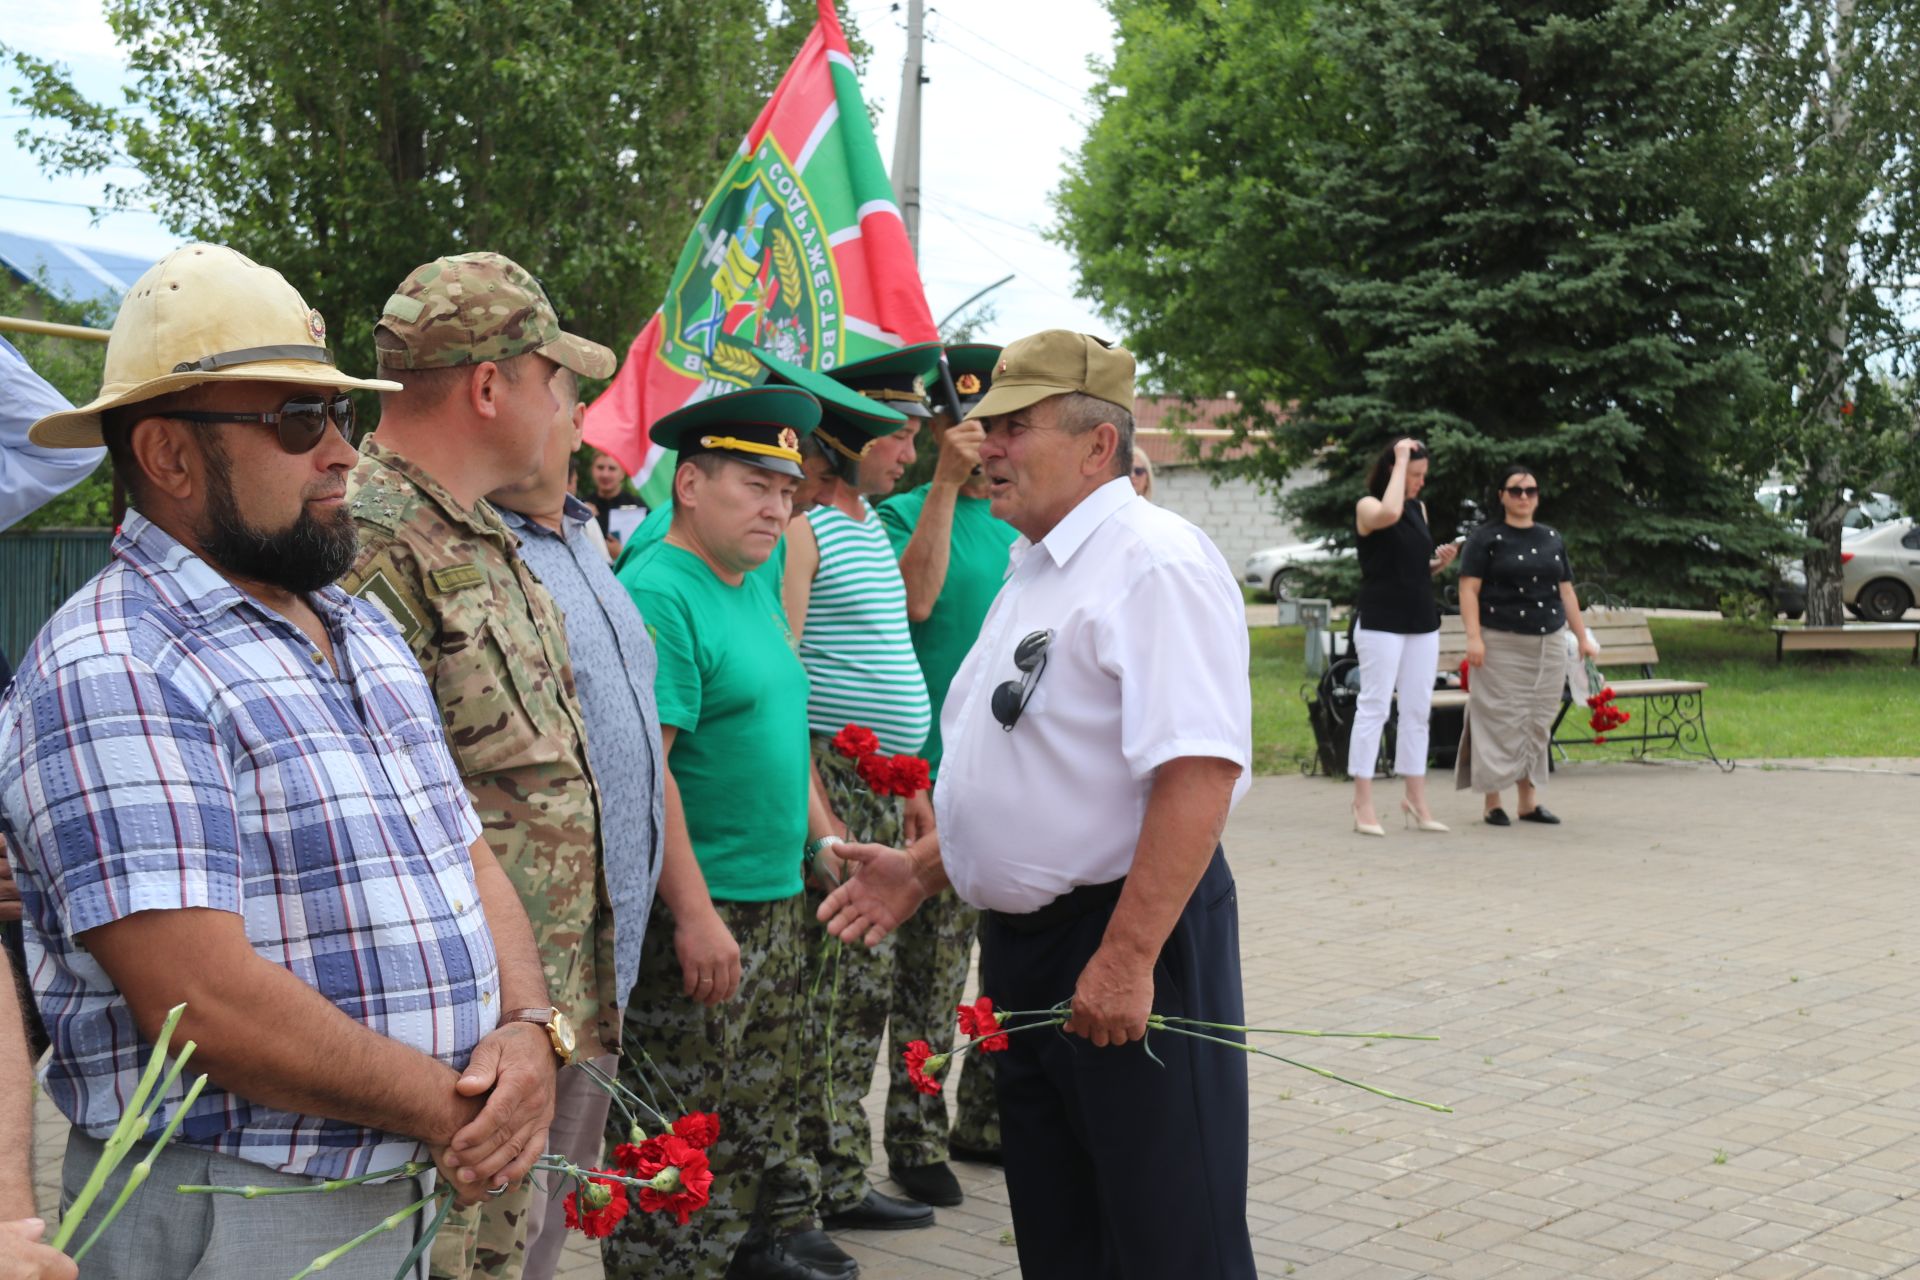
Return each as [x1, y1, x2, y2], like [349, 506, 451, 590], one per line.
[608, 386, 854, 1280]
[873, 344, 1019, 1200]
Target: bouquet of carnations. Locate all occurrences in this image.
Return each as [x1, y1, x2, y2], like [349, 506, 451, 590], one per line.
[1583, 660, 1629, 744]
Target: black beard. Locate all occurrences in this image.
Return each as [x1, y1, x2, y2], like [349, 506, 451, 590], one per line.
[197, 439, 358, 594]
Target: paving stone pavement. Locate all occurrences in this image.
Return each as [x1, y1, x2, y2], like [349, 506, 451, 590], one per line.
[32, 761, 1920, 1278]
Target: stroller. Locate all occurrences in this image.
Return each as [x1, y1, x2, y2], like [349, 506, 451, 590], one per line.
[1302, 616, 1397, 779]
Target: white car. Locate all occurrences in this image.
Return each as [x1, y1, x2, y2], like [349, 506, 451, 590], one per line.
[1842, 518, 1920, 622]
[1243, 539, 1342, 601]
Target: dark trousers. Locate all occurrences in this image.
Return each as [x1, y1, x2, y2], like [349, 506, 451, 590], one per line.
[980, 848, 1255, 1279]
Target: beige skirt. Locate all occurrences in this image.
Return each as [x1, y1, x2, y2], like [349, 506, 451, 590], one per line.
[1455, 626, 1570, 793]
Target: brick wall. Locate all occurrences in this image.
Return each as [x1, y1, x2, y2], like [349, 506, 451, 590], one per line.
[1152, 467, 1309, 573]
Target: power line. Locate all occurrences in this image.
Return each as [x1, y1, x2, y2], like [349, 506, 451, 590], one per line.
[925, 204, 1079, 304]
[926, 11, 1091, 100]
[0, 192, 154, 214]
[926, 192, 1052, 241]
[924, 30, 1089, 126]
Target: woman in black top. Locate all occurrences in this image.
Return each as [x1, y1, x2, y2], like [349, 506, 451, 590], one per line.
[1455, 465, 1600, 826]
[1349, 437, 1461, 836]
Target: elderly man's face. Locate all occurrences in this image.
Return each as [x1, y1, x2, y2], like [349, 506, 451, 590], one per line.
[978, 396, 1106, 541]
[169, 380, 362, 593]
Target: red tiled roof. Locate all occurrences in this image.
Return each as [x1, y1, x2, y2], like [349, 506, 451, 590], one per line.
[1132, 396, 1286, 467]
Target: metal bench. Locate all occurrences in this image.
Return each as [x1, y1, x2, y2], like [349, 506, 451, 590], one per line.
[1430, 609, 1727, 769]
[1770, 621, 1920, 663]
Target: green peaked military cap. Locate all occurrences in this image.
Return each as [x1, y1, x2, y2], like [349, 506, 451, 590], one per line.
[832, 342, 941, 419]
[943, 343, 1003, 415]
[650, 385, 821, 479]
[754, 347, 909, 465]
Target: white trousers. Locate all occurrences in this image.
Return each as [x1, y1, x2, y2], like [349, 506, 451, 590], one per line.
[1348, 624, 1441, 779]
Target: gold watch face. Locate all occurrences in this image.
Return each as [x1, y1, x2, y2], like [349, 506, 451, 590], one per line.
[549, 1008, 578, 1063]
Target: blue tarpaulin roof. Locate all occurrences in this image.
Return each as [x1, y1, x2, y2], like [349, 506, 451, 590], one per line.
[0, 229, 158, 310]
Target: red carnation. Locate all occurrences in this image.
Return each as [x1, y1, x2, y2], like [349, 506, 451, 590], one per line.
[611, 1141, 646, 1173]
[831, 725, 880, 760]
[886, 754, 930, 797]
[956, 996, 1009, 1052]
[562, 1173, 631, 1238]
[632, 1134, 714, 1225]
[903, 1039, 945, 1095]
[672, 1112, 722, 1150]
[857, 752, 896, 793]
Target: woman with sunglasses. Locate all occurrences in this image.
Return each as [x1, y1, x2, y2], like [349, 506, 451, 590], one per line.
[1130, 448, 1155, 500]
[1455, 465, 1600, 826]
[1348, 437, 1458, 836]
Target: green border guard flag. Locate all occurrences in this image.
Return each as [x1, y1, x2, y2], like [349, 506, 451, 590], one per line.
[583, 0, 940, 506]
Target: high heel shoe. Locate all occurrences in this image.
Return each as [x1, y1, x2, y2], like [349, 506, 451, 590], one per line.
[1401, 801, 1449, 833]
[1352, 804, 1386, 837]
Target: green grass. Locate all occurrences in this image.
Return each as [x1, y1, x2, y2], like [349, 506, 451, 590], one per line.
[1250, 617, 1920, 774]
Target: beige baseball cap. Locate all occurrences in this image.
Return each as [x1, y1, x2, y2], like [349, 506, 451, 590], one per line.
[963, 329, 1135, 422]
[28, 244, 402, 449]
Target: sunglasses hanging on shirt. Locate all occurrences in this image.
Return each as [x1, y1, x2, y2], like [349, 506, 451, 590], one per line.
[991, 628, 1054, 731]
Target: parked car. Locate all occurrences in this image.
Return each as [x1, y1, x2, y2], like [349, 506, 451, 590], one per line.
[1760, 486, 1904, 618]
[1243, 539, 1342, 601]
[1756, 484, 1903, 531]
[1841, 518, 1920, 622]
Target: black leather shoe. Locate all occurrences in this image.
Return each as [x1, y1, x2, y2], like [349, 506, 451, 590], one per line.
[821, 1188, 935, 1231]
[728, 1233, 858, 1280]
[889, 1160, 962, 1207]
[1484, 808, 1511, 827]
[781, 1229, 859, 1276]
[947, 1139, 1004, 1167]
[1518, 806, 1561, 824]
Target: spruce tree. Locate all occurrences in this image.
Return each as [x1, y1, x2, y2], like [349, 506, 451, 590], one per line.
[1281, 0, 1784, 602]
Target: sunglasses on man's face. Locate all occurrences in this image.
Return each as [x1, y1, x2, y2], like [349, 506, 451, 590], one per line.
[991, 628, 1054, 731]
[1504, 485, 1540, 498]
[165, 393, 357, 454]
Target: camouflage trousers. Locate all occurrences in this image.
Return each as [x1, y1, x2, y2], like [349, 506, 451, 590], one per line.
[882, 886, 979, 1166]
[600, 894, 808, 1280]
[763, 739, 903, 1229]
[430, 1179, 534, 1280]
[947, 918, 1004, 1155]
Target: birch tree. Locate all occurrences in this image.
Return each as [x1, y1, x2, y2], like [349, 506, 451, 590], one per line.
[1739, 0, 1920, 623]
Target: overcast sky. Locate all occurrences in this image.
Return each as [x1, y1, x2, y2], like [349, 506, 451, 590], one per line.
[0, 0, 1117, 346]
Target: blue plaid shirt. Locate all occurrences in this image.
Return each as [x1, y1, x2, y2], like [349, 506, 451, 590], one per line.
[0, 513, 501, 1178]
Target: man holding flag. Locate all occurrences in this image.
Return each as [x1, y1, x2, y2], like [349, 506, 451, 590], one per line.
[583, 4, 944, 1276]
[583, 0, 941, 489]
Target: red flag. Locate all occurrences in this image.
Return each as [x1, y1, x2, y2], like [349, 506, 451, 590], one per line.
[584, 0, 939, 501]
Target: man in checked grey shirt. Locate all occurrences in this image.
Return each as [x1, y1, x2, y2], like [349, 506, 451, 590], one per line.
[488, 366, 665, 1280]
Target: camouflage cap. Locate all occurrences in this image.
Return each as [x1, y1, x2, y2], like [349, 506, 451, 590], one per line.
[375, 251, 615, 379]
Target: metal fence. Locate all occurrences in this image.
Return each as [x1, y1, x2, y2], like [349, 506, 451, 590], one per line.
[0, 529, 114, 664]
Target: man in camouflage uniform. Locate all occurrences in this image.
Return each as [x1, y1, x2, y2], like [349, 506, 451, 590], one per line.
[338, 252, 617, 1280]
[610, 387, 850, 1280]
[765, 348, 938, 1244]
[874, 344, 1017, 1201]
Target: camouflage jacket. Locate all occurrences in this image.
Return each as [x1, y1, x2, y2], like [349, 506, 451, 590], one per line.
[340, 439, 617, 1060]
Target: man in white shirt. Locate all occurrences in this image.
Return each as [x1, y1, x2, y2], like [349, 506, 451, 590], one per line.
[817, 330, 1256, 1278]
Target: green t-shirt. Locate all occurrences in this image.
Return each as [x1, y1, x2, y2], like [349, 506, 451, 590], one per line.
[614, 500, 786, 598]
[618, 541, 810, 901]
[877, 484, 1019, 775]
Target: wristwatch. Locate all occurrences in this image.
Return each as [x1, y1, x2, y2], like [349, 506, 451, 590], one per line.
[501, 1006, 577, 1065]
[804, 834, 845, 863]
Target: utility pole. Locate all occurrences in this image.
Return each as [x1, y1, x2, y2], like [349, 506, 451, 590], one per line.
[891, 0, 926, 256]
